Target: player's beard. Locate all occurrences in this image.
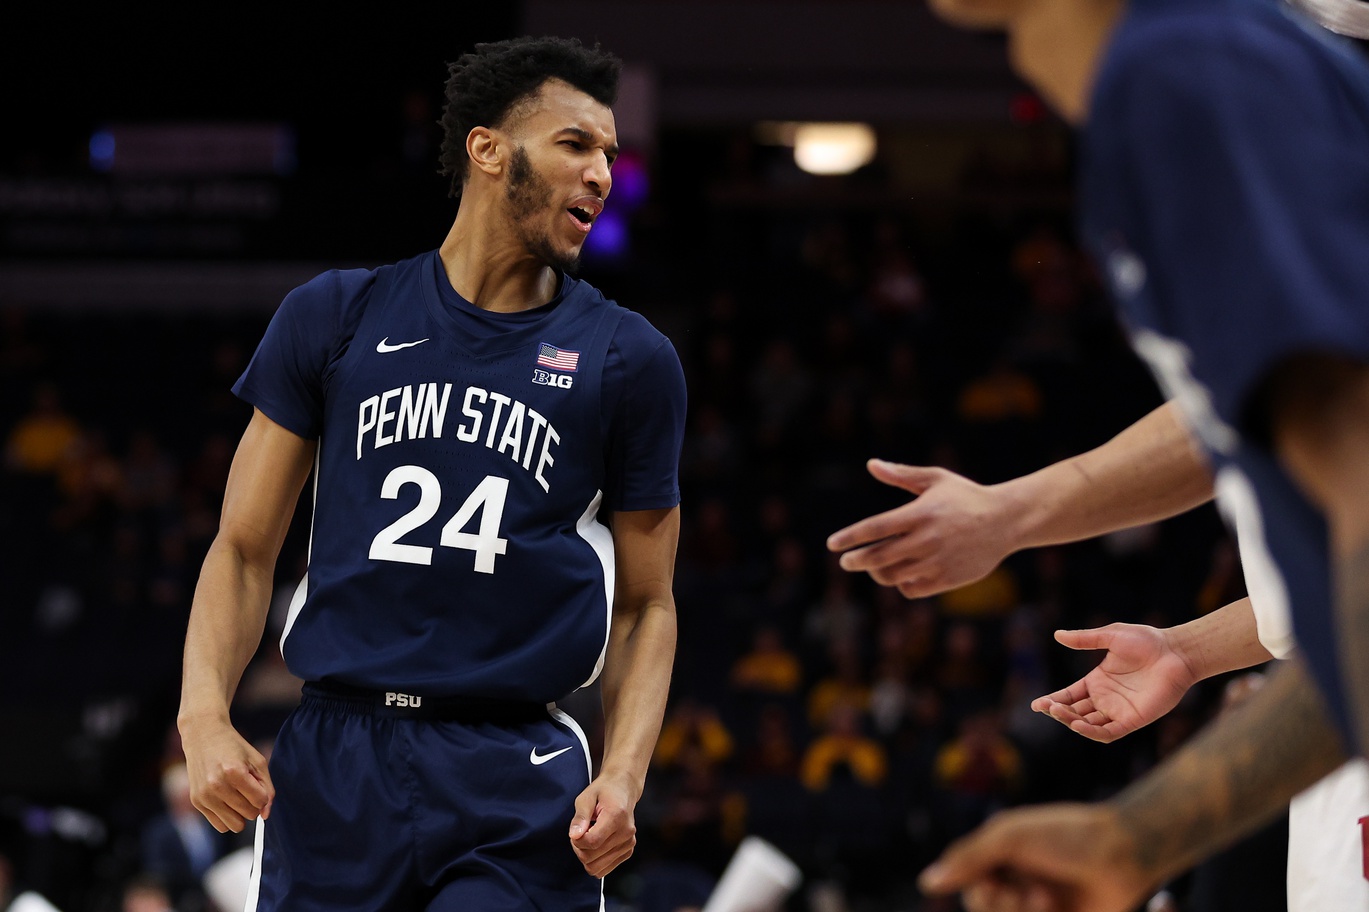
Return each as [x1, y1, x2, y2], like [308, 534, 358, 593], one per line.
[507, 146, 581, 274]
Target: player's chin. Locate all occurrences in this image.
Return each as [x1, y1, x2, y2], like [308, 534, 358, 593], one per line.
[927, 0, 1023, 29]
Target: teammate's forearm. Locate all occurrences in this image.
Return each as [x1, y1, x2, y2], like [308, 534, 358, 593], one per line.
[1165, 597, 1272, 682]
[597, 598, 676, 796]
[1267, 358, 1369, 755]
[178, 539, 275, 728]
[1108, 657, 1345, 884]
[1337, 537, 1369, 755]
[1001, 401, 1214, 550]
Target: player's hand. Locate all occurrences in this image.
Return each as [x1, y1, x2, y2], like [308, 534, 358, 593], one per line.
[569, 770, 639, 878]
[919, 803, 1151, 912]
[1031, 624, 1199, 743]
[828, 460, 1017, 597]
[180, 717, 275, 833]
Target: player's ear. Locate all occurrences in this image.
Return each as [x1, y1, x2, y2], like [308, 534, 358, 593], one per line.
[467, 126, 504, 178]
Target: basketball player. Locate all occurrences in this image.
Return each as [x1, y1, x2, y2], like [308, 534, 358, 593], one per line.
[176, 37, 686, 911]
[830, 0, 1369, 902]
[828, 402, 1369, 910]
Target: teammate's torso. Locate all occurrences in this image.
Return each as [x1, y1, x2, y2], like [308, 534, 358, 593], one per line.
[1078, 0, 1369, 733]
[284, 251, 624, 701]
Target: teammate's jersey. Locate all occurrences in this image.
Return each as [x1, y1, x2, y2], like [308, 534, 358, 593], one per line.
[1245, 558, 1369, 909]
[1079, 0, 1369, 735]
[234, 250, 686, 702]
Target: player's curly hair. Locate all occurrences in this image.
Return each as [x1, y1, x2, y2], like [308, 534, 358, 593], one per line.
[438, 35, 622, 199]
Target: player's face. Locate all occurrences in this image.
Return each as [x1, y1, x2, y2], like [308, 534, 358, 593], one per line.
[502, 79, 618, 273]
[927, 0, 1029, 29]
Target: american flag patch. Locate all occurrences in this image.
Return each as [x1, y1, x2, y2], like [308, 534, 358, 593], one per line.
[536, 342, 580, 372]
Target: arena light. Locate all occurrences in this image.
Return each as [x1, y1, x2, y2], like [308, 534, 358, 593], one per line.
[792, 123, 877, 175]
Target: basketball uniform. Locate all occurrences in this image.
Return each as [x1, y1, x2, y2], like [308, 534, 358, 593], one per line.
[231, 250, 686, 910]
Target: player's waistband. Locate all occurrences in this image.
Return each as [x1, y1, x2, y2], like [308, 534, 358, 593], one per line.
[301, 681, 548, 723]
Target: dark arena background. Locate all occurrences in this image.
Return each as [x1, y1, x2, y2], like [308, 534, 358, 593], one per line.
[0, 5, 1285, 912]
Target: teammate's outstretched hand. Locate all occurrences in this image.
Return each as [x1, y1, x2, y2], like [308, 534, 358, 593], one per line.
[919, 803, 1152, 912]
[1031, 623, 1198, 743]
[827, 460, 1018, 598]
[180, 718, 274, 833]
[569, 770, 639, 878]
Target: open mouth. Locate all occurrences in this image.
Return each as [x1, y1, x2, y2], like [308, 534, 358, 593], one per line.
[566, 197, 603, 233]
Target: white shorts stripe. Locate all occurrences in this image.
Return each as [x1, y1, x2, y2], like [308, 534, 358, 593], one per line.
[244, 815, 265, 912]
[547, 704, 605, 912]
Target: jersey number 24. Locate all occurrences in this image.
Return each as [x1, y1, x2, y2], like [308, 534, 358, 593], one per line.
[368, 465, 508, 573]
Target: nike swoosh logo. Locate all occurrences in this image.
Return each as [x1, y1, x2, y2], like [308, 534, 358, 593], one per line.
[376, 337, 429, 353]
[530, 746, 574, 766]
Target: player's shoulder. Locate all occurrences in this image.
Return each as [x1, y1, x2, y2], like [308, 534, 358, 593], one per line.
[279, 254, 434, 343]
[281, 263, 383, 319]
[1100, 0, 1359, 101]
[565, 276, 677, 360]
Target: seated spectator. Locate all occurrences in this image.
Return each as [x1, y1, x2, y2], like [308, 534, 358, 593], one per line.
[932, 708, 1023, 838]
[654, 699, 735, 772]
[800, 699, 888, 792]
[803, 563, 866, 658]
[938, 565, 1020, 619]
[656, 745, 746, 876]
[933, 622, 997, 724]
[730, 626, 801, 697]
[806, 636, 870, 731]
[739, 703, 800, 778]
[139, 763, 231, 906]
[955, 358, 1042, 424]
[119, 876, 173, 912]
[4, 384, 79, 476]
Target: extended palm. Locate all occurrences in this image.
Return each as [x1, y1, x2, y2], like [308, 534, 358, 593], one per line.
[1031, 623, 1199, 743]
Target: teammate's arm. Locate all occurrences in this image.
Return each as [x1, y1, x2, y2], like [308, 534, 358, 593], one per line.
[828, 401, 1213, 596]
[177, 409, 316, 834]
[1033, 597, 1273, 742]
[920, 655, 1347, 912]
[569, 505, 680, 878]
[1269, 355, 1369, 754]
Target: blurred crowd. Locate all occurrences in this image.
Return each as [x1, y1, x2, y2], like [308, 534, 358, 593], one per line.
[0, 211, 1264, 912]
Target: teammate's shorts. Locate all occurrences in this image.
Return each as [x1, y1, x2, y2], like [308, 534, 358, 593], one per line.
[244, 682, 603, 911]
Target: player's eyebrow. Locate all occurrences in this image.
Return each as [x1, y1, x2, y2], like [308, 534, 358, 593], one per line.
[561, 126, 619, 158]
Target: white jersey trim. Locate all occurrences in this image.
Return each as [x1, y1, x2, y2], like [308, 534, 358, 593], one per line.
[279, 446, 320, 652]
[1216, 467, 1297, 659]
[575, 489, 615, 690]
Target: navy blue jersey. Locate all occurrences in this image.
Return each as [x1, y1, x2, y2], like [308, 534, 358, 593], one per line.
[234, 250, 686, 702]
[1081, 0, 1369, 733]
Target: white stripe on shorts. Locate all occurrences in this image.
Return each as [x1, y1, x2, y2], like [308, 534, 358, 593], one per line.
[244, 815, 265, 912]
[547, 704, 606, 912]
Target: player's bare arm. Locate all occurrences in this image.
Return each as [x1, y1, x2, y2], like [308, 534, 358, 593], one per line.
[177, 408, 315, 833]
[570, 505, 680, 878]
[1034, 597, 1273, 742]
[828, 401, 1213, 597]
[1269, 355, 1369, 754]
[922, 656, 1346, 912]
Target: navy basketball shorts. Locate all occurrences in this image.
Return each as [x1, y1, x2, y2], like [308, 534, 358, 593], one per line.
[244, 683, 603, 911]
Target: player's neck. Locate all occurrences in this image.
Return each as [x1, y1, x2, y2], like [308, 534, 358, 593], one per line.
[1008, 0, 1125, 124]
[438, 204, 559, 313]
